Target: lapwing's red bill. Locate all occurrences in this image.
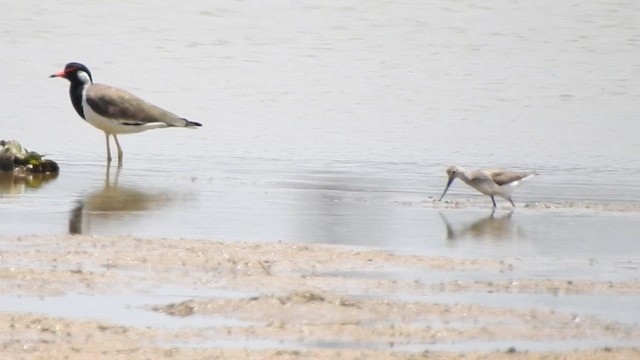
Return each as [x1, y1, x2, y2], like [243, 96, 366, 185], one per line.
[50, 70, 66, 78]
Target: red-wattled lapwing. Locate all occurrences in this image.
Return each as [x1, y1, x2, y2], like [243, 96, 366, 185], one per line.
[50, 62, 202, 165]
[438, 165, 536, 209]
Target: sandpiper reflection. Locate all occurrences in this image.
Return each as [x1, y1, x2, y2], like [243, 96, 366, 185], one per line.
[439, 211, 527, 241]
[69, 167, 169, 235]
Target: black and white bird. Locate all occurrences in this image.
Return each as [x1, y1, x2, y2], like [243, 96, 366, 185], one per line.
[50, 62, 202, 165]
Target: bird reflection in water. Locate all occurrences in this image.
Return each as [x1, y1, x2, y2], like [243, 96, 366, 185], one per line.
[69, 167, 168, 235]
[439, 211, 527, 242]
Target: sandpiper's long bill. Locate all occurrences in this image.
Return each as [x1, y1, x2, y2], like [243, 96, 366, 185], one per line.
[438, 164, 535, 209]
[50, 62, 202, 165]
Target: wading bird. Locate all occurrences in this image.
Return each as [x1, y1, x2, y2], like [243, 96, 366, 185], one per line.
[51, 62, 202, 165]
[438, 165, 535, 209]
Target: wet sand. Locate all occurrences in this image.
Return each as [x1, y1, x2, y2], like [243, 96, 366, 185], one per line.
[1, 234, 638, 359]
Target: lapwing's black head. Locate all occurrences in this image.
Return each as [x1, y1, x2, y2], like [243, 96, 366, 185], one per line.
[51, 62, 93, 119]
[50, 62, 93, 85]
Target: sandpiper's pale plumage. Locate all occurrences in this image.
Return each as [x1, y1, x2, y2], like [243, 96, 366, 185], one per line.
[438, 165, 535, 209]
[51, 62, 202, 165]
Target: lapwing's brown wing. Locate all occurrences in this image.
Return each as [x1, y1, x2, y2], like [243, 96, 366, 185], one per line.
[86, 84, 189, 127]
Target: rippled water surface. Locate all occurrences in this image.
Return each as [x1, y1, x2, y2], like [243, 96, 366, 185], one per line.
[1, 0, 639, 351]
[2, 0, 639, 241]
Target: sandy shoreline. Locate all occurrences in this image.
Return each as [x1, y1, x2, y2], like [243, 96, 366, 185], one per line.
[1, 234, 638, 359]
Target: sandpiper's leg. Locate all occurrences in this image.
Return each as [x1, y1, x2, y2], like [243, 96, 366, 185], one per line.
[113, 135, 124, 165]
[491, 195, 497, 209]
[105, 133, 112, 163]
[508, 197, 516, 207]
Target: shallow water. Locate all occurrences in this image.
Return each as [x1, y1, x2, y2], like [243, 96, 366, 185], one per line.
[1, 0, 640, 353]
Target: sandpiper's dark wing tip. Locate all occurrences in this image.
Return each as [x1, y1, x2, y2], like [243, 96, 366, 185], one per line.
[492, 170, 533, 186]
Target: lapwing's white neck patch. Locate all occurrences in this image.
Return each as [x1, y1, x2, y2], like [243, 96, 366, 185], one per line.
[76, 70, 93, 85]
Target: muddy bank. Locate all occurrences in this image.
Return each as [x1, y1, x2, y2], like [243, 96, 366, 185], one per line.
[0, 235, 638, 359]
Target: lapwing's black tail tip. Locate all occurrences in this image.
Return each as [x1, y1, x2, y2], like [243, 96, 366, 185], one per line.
[182, 118, 203, 128]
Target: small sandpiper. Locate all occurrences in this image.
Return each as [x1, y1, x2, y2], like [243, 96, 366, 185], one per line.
[438, 164, 535, 209]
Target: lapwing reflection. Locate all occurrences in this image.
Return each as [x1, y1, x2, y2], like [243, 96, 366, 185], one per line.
[69, 167, 168, 235]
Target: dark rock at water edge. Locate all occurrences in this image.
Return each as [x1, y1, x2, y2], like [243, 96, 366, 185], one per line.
[0, 139, 59, 174]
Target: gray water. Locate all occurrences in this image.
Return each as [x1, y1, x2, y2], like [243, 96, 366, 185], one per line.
[1, 0, 639, 352]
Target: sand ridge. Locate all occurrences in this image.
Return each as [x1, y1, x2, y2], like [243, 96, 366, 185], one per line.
[0, 234, 638, 359]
